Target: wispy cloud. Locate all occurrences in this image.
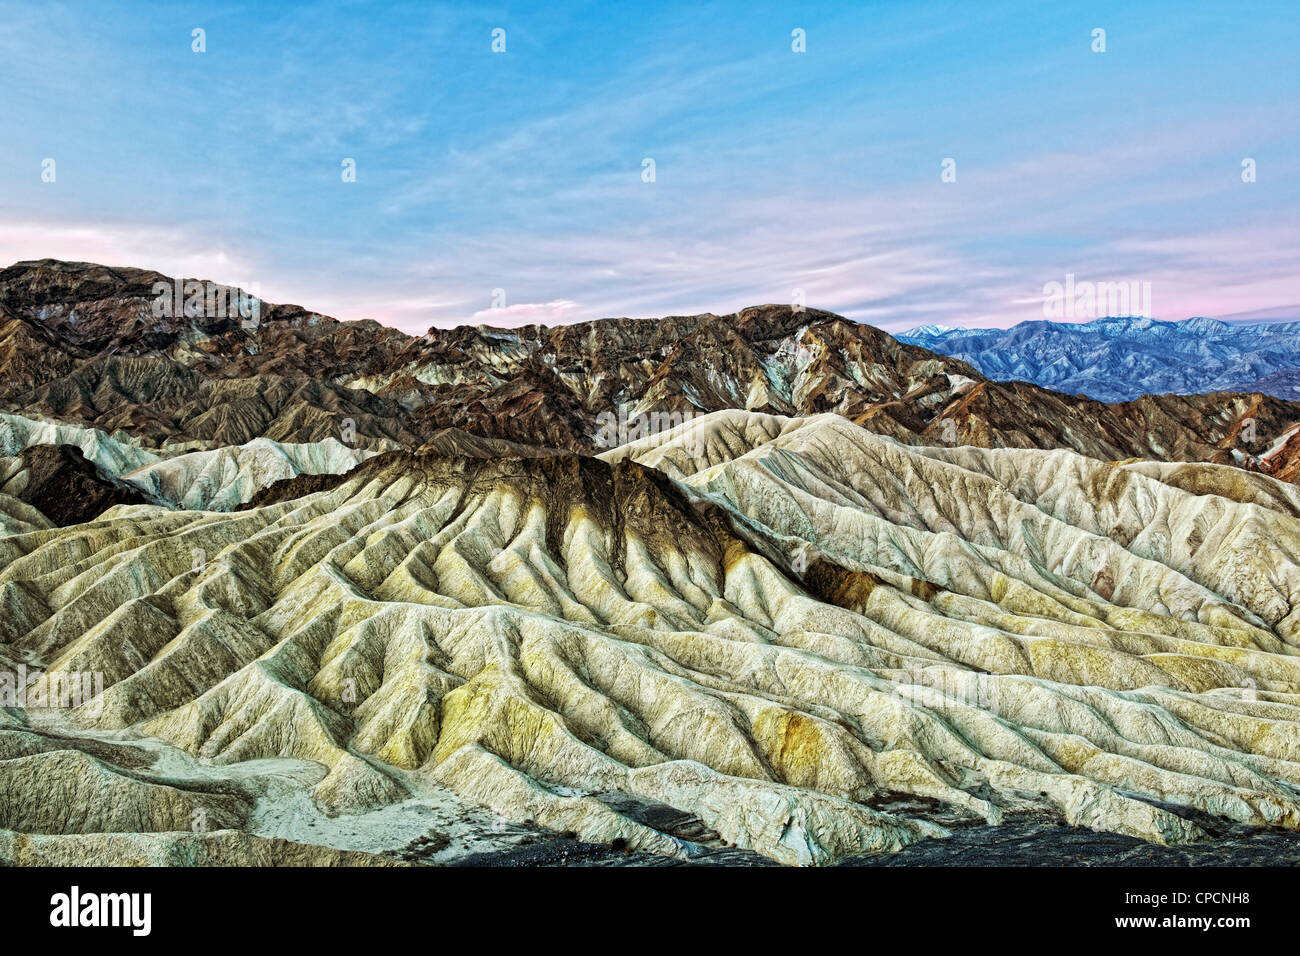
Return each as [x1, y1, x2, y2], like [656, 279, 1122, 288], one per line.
[470, 300, 583, 326]
[1, 1, 1297, 334]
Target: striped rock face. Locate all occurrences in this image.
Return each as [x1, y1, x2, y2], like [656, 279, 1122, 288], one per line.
[6, 260, 1300, 480]
[2, 409, 1299, 865]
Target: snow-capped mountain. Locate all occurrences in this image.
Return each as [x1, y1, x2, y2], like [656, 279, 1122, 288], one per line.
[898, 315, 1300, 402]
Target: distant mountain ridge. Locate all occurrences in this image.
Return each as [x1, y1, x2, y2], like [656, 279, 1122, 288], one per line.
[4, 259, 1300, 487]
[898, 315, 1300, 402]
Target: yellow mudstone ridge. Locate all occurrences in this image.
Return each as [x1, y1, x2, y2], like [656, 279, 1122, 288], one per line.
[2, 410, 1299, 864]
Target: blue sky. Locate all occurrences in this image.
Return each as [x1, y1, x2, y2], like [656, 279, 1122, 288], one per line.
[1, 0, 1297, 333]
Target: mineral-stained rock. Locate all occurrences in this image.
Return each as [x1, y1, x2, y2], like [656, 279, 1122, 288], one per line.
[239, 470, 355, 511]
[0, 492, 53, 536]
[3, 409, 1299, 864]
[120, 436, 375, 511]
[0, 413, 378, 512]
[237, 428, 561, 510]
[0, 829, 408, 866]
[4, 258, 1300, 865]
[0, 748, 250, 834]
[4, 259, 1300, 480]
[0, 443, 147, 526]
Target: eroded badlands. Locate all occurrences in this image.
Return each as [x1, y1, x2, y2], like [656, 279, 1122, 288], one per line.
[2, 410, 1300, 865]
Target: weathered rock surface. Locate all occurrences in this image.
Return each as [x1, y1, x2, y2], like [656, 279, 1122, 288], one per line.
[0, 493, 53, 536]
[3, 410, 1299, 864]
[0, 413, 374, 512]
[0, 443, 147, 526]
[4, 260, 1300, 480]
[4, 258, 1300, 865]
[121, 437, 375, 511]
[0, 828, 407, 866]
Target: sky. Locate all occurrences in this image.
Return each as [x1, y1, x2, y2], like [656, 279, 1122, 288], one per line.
[0, 0, 1297, 334]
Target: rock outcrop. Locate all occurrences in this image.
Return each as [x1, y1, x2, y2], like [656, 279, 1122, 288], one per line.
[3, 410, 1299, 865]
[0, 444, 147, 526]
[4, 258, 1300, 866]
[4, 260, 1299, 480]
[0, 413, 375, 512]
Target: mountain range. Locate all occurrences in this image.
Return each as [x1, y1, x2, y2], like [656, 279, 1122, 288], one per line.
[4, 260, 1300, 489]
[3, 259, 1300, 867]
[899, 315, 1300, 403]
